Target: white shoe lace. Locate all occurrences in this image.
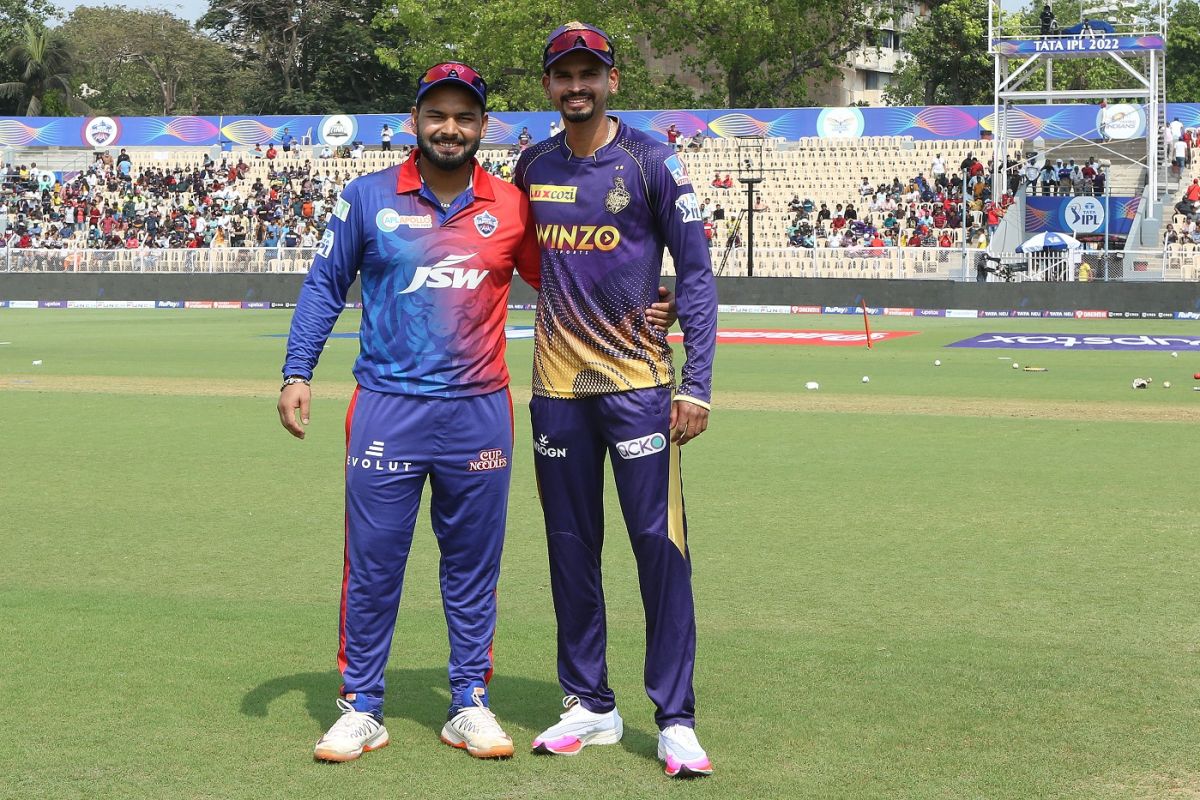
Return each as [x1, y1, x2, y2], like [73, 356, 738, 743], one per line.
[453, 705, 509, 741]
[559, 695, 581, 718]
[325, 698, 380, 741]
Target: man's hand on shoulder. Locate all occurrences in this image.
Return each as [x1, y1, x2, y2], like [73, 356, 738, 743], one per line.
[278, 382, 311, 439]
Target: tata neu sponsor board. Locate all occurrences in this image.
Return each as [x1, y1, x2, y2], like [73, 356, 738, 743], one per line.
[668, 329, 919, 346]
[948, 333, 1200, 351]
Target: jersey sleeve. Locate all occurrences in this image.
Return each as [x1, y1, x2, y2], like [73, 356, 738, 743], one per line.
[650, 151, 717, 408]
[514, 192, 541, 291]
[281, 181, 365, 380]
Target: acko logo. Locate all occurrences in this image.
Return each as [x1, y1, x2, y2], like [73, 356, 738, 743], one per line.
[529, 184, 578, 203]
[533, 434, 567, 458]
[536, 224, 620, 252]
[399, 254, 487, 293]
[1066, 196, 1105, 234]
[616, 433, 667, 460]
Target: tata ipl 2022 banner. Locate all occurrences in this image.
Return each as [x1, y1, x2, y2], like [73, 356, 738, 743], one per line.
[3, 102, 1198, 149]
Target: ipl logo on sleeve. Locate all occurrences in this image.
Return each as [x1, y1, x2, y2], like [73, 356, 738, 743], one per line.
[316, 229, 335, 258]
[675, 192, 702, 223]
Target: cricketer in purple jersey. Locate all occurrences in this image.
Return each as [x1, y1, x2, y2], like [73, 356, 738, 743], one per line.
[516, 24, 718, 778]
[514, 122, 717, 402]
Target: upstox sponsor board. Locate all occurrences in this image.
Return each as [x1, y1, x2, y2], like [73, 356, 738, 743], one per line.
[668, 329, 918, 346]
[948, 333, 1200, 351]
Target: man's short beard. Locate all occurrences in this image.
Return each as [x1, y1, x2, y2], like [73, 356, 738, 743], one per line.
[417, 132, 479, 171]
[560, 93, 599, 123]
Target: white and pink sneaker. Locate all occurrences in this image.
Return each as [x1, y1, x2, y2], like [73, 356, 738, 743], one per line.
[657, 724, 713, 778]
[531, 695, 623, 755]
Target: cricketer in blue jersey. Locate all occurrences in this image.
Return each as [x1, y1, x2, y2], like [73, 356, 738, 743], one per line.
[515, 22, 719, 779]
[278, 63, 538, 763]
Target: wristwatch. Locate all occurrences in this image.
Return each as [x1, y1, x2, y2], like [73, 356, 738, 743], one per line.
[281, 375, 310, 391]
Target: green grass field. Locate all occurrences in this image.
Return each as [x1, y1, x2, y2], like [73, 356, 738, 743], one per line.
[3, 309, 1200, 799]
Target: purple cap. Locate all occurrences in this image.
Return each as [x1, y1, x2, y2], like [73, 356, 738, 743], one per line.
[543, 22, 615, 72]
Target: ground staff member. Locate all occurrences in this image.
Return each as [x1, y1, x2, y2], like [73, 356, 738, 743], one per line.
[515, 22, 719, 779]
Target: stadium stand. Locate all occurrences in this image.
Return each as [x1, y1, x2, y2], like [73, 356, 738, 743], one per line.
[0, 132, 1169, 280]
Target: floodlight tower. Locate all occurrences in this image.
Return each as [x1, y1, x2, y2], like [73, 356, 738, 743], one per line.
[735, 138, 765, 277]
[988, 0, 1168, 217]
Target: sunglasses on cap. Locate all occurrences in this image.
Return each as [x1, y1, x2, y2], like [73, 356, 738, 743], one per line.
[546, 28, 613, 57]
[416, 62, 488, 109]
[543, 25, 614, 69]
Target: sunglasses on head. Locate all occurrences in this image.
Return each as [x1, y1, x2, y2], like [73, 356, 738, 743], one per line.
[419, 63, 487, 94]
[545, 28, 612, 57]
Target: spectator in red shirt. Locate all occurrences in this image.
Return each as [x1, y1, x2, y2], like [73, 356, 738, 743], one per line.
[1186, 179, 1200, 203]
[266, 144, 278, 160]
[710, 172, 722, 189]
[666, 124, 680, 147]
[938, 232, 952, 247]
[720, 174, 733, 189]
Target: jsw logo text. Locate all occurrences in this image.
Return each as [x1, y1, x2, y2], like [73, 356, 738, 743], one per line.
[399, 255, 488, 294]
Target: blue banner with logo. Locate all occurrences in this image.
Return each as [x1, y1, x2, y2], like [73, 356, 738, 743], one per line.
[992, 34, 1165, 55]
[1025, 195, 1142, 236]
[2, 102, 1196, 148]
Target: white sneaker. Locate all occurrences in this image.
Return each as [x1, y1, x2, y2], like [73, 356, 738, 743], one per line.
[657, 724, 713, 778]
[440, 700, 515, 759]
[313, 698, 389, 762]
[531, 695, 623, 755]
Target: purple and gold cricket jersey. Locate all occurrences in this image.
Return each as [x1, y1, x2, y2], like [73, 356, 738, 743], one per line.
[514, 120, 717, 405]
[284, 152, 540, 396]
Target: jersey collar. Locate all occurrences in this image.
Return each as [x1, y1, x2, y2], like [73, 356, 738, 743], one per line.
[395, 150, 496, 202]
[558, 116, 621, 163]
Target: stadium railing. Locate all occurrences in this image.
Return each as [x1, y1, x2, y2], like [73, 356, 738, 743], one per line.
[0, 246, 1182, 280]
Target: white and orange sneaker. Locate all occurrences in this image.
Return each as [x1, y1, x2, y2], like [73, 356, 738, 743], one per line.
[657, 724, 713, 778]
[313, 698, 389, 762]
[440, 696, 515, 759]
[531, 695, 623, 755]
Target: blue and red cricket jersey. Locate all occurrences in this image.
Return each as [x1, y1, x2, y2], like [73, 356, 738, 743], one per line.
[282, 152, 540, 717]
[285, 153, 540, 395]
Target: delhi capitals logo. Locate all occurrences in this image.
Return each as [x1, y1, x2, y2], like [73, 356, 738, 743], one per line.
[83, 116, 120, 147]
[473, 210, 499, 238]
